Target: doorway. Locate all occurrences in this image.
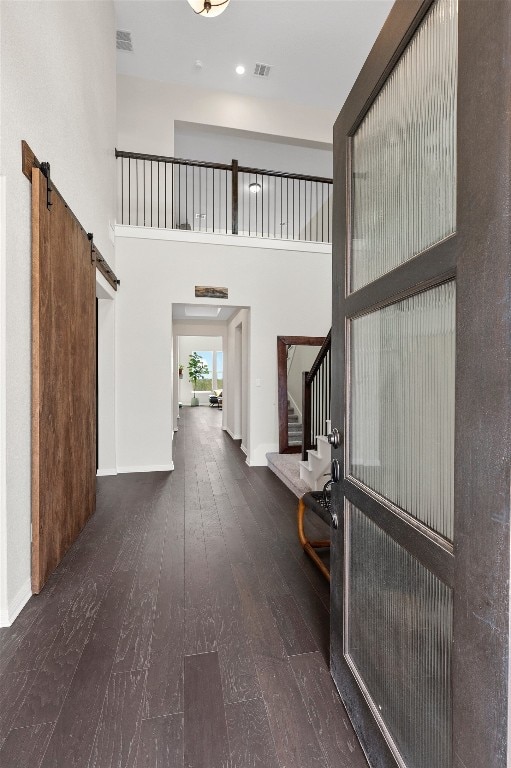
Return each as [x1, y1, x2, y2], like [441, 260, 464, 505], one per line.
[96, 287, 116, 476]
[171, 305, 250, 457]
[177, 336, 224, 408]
[233, 324, 243, 439]
[228, 309, 249, 454]
[277, 335, 325, 453]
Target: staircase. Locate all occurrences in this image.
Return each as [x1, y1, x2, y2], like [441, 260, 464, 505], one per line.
[265, 452, 310, 498]
[287, 401, 303, 447]
[299, 422, 332, 491]
[266, 424, 331, 497]
[298, 330, 332, 490]
[268, 330, 332, 496]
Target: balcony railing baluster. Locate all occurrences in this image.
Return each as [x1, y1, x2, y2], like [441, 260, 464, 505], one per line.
[116, 149, 332, 243]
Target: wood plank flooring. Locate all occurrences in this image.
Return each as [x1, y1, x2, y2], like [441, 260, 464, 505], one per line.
[0, 406, 368, 767]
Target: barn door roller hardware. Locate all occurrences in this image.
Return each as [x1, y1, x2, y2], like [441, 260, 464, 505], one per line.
[88, 233, 120, 285]
[39, 161, 52, 210]
[88, 233, 95, 265]
[22, 141, 119, 291]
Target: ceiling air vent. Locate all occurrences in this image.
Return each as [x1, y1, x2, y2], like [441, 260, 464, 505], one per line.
[116, 30, 133, 52]
[253, 63, 272, 78]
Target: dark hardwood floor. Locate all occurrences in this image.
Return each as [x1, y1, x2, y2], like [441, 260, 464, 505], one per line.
[0, 406, 368, 767]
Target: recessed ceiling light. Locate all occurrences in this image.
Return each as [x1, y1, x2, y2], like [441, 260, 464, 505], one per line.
[249, 182, 262, 194]
[235, 65, 245, 75]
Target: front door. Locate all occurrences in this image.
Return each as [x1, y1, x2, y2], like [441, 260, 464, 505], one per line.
[330, 1, 511, 767]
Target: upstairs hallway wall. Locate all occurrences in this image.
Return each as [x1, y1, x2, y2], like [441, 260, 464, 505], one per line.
[174, 123, 333, 178]
[117, 75, 337, 158]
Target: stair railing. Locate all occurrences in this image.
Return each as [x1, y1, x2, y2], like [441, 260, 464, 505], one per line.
[116, 149, 333, 243]
[302, 330, 331, 460]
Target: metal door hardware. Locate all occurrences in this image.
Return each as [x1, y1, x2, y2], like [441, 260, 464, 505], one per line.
[328, 428, 342, 449]
[331, 458, 341, 484]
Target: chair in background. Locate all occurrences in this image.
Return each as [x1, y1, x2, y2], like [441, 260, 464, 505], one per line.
[209, 389, 222, 407]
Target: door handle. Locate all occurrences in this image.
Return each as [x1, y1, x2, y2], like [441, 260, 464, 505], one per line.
[327, 428, 342, 449]
[322, 479, 339, 530]
[331, 458, 341, 484]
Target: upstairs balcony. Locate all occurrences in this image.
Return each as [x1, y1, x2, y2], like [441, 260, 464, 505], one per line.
[116, 149, 333, 244]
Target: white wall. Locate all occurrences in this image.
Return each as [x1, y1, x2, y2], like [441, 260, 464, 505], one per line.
[0, 0, 116, 623]
[225, 308, 250, 449]
[174, 124, 332, 178]
[0, 175, 8, 625]
[117, 75, 337, 157]
[115, 229, 331, 469]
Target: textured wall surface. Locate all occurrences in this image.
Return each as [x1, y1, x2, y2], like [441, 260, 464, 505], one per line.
[0, 0, 116, 620]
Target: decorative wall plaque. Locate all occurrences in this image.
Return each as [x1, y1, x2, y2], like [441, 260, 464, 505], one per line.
[195, 286, 228, 299]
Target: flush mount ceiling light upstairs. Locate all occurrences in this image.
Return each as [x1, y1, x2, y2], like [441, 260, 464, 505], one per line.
[186, 0, 231, 17]
[249, 182, 262, 194]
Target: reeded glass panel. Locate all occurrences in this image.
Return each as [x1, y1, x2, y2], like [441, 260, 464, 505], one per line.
[350, 282, 455, 540]
[350, 0, 457, 292]
[347, 504, 452, 768]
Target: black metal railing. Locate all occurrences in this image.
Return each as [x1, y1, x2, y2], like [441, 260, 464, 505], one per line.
[302, 330, 331, 460]
[116, 150, 333, 243]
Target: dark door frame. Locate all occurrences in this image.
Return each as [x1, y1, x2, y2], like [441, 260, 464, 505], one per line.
[277, 336, 325, 453]
[330, 1, 511, 766]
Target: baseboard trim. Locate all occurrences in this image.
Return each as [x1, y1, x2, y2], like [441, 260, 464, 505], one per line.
[117, 463, 174, 474]
[240, 444, 248, 455]
[96, 468, 118, 477]
[245, 456, 268, 467]
[0, 578, 32, 628]
[224, 426, 242, 441]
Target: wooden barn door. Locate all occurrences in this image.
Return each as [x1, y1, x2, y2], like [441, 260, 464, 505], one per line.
[31, 165, 96, 593]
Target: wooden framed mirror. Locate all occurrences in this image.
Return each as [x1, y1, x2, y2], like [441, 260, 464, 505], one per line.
[277, 336, 325, 454]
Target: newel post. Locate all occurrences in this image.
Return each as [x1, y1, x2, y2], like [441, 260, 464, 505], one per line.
[232, 159, 239, 234]
[302, 370, 311, 461]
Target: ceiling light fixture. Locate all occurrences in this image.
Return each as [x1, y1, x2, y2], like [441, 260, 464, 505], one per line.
[186, 0, 231, 18]
[249, 182, 262, 194]
[235, 65, 245, 75]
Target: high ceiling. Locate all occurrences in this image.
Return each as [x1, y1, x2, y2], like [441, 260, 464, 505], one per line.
[115, 0, 393, 112]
